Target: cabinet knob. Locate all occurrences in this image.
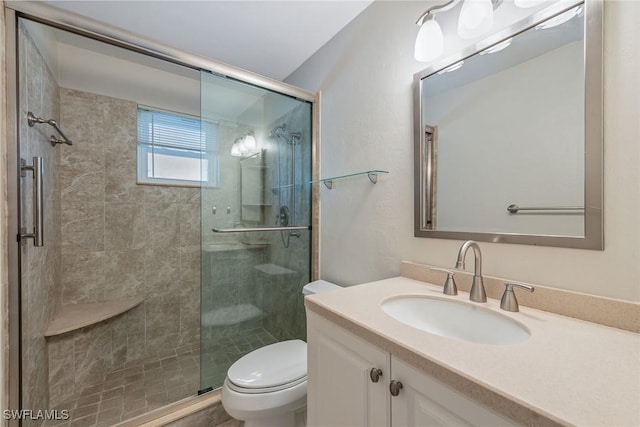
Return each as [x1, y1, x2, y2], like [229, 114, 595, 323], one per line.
[369, 367, 383, 383]
[389, 380, 403, 396]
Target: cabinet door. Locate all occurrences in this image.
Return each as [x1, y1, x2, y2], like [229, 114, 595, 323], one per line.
[307, 311, 390, 427]
[391, 357, 517, 427]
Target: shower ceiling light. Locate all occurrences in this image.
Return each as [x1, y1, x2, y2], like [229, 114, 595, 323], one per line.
[414, 0, 503, 62]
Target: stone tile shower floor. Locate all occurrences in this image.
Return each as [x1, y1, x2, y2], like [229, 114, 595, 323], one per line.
[44, 346, 200, 427]
[200, 326, 279, 388]
[45, 327, 278, 427]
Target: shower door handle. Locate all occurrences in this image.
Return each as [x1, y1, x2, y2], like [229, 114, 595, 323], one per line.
[212, 226, 310, 233]
[20, 157, 44, 247]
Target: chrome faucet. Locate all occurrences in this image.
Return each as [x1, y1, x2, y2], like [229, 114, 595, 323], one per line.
[500, 282, 535, 312]
[455, 240, 487, 303]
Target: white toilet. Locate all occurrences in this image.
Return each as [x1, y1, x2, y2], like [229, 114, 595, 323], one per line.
[221, 280, 341, 427]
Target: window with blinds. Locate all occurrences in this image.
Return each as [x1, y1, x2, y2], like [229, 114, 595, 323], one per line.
[137, 107, 219, 187]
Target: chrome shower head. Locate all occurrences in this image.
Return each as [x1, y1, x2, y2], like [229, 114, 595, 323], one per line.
[269, 123, 287, 139]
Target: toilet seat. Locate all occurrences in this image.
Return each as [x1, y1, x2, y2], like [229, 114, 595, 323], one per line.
[227, 375, 307, 394]
[227, 340, 307, 394]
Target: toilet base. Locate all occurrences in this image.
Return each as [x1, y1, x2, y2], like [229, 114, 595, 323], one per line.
[222, 377, 307, 427]
[243, 407, 305, 427]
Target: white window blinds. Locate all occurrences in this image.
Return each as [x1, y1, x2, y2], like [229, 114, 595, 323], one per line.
[137, 107, 219, 186]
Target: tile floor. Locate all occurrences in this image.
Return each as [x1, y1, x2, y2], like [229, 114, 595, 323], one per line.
[200, 326, 279, 389]
[44, 327, 277, 427]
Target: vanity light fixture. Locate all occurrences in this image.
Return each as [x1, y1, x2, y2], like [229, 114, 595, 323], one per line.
[458, 0, 495, 40]
[231, 138, 243, 157]
[414, 0, 503, 62]
[243, 131, 257, 152]
[231, 131, 260, 157]
[479, 37, 512, 55]
[536, 5, 582, 29]
[415, 13, 444, 62]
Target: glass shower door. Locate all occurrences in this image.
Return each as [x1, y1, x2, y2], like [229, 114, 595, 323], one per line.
[199, 72, 312, 390]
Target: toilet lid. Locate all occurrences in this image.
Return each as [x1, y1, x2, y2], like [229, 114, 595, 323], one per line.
[227, 340, 307, 390]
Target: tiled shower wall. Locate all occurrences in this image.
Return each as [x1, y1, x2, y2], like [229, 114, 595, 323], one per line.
[201, 122, 251, 239]
[201, 103, 312, 345]
[18, 24, 63, 423]
[47, 88, 201, 406]
[262, 103, 312, 341]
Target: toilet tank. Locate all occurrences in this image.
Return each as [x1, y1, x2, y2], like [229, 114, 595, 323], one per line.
[302, 280, 341, 296]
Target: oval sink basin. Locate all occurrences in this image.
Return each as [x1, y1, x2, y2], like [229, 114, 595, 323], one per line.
[381, 296, 530, 345]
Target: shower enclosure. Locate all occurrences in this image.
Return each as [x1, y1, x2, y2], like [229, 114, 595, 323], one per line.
[6, 7, 316, 426]
[199, 73, 313, 389]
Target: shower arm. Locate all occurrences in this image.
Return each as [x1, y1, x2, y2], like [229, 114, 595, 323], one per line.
[27, 112, 74, 146]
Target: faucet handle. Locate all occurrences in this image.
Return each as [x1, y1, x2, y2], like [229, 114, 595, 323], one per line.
[430, 268, 458, 296]
[500, 282, 535, 312]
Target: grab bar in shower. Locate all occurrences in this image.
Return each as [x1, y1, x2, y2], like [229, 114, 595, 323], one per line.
[20, 157, 44, 247]
[507, 204, 585, 214]
[212, 226, 311, 233]
[27, 112, 74, 146]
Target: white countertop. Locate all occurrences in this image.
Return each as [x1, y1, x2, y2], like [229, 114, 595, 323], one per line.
[305, 276, 640, 426]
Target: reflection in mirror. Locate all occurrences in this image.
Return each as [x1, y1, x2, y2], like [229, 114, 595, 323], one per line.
[414, 0, 603, 249]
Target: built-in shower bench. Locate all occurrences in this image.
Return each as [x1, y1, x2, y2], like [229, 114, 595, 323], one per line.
[44, 296, 144, 337]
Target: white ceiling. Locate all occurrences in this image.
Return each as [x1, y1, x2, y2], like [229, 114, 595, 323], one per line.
[40, 0, 374, 81]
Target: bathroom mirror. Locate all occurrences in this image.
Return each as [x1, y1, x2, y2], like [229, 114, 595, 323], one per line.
[413, 0, 603, 249]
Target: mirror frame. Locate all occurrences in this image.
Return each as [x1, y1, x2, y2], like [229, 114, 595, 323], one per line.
[413, 0, 603, 250]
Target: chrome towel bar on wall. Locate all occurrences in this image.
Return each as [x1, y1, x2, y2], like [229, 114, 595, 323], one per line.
[212, 226, 311, 233]
[507, 204, 585, 214]
[27, 111, 74, 146]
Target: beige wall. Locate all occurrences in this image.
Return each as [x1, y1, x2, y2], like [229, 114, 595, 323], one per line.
[286, 1, 640, 302]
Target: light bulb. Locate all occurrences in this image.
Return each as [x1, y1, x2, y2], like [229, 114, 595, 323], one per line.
[238, 138, 248, 154]
[231, 141, 241, 157]
[244, 134, 257, 151]
[458, 0, 494, 40]
[514, 0, 547, 8]
[414, 16, 444, 62]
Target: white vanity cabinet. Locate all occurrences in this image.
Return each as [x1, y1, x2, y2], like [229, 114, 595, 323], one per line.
[391, 357, 517, 427]
[307, 311, 391, 426]
[307, 312, 517, 427]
